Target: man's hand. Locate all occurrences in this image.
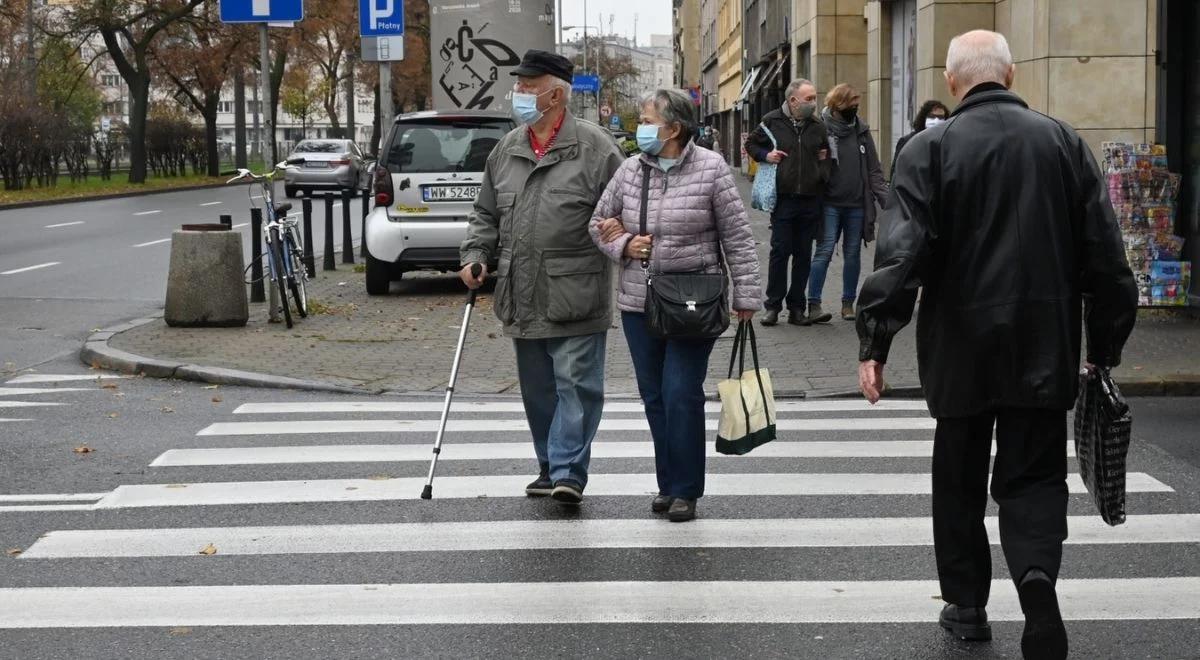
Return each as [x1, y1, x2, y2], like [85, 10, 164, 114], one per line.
[766, 150, 788, 164]
[859, 360, 885, 404]
[817, 148, 829, 161]
[459, 263, 487, 290]
[735, 310, 755, 322]
[597, 217, 625, 244]
[624, 234, 654, 260]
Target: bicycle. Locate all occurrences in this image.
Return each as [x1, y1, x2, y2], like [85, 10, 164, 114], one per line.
[227, 161, 309, 328]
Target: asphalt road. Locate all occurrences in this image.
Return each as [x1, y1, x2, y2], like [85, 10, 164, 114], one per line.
[0, 185, 367, 376]
[1, 365, 1197, 659]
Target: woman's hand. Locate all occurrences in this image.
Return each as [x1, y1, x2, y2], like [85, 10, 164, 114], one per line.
[735, 310, 755, 321]
[624, 234, 654, 260]
[597, 217, 625, 244]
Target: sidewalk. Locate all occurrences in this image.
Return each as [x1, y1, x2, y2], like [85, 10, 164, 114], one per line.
[89, 176, 1200, 397]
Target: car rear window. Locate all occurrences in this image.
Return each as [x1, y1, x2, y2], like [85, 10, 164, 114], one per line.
[385, 118, 512, 173]
[295, 141, 344, 153]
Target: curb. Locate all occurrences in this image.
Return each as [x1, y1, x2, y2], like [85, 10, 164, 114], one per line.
[79, 316, 383, 396]
[0, 180, 245, 212]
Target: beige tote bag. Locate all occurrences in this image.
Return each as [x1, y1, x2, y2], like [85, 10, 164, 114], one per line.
[716, 321, 777, 455]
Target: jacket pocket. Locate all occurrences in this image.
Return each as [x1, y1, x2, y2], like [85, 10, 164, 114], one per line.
[497, 191, 517, 246]
[493, 252, 516, 325]
[542, 248, 608, 323]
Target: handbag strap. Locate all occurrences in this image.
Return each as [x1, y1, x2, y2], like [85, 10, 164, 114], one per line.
[639, 163, 651, 270]
[760, 123, 777, 150]
[726, 320, 745, 380]
[744, 322, 773, 425]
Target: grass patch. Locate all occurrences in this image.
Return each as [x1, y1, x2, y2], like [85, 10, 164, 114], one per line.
[0, 172, 229, 206]
[306, 299, 357, 316]
[353, 263, 367, 273]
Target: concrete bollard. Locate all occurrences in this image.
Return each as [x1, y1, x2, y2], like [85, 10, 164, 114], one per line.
[164, 224, 249, 327]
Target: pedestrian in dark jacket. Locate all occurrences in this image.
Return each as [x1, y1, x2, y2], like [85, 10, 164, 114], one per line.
[812, 83, 889, 323]
[856, 30, 1136, 659]
[890, 99, 949, 181]
[744, 79, 832, 327]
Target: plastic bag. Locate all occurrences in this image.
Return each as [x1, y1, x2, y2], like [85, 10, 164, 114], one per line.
[1073, 368, 1133, 526]
[750, 124, 779, 214]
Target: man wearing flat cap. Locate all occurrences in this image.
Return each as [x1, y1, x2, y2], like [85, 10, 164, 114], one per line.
[460, 49, 625, 506]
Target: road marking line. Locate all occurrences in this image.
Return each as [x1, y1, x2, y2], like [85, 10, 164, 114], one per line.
[231, 400, 931, 415]
[21, 514, 1198, 559]
[132, 210, 161, 216]
[90, 472, 1172, 509]
[132, 238, 171, 248]
[232, 223, 249, 229]
[0, 402, 64, 409]
[196, 417, 939, 436]
[199, 201, 223, 206]
[1, 578, 1196, 627]
[0, 418, 32, 423]
[1, 262, 60, 276]
[0, 387, 91, 397]
[44, 221, 84, 228]
[0, 504, 95, 513]
[5, 374, 127, 384]
[0, 493, 108, 502]
[150, 440, 1076, 467]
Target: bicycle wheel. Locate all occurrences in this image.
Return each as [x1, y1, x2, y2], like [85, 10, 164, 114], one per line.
[285, 227, 308, 317]
[269, 228, 293, 329]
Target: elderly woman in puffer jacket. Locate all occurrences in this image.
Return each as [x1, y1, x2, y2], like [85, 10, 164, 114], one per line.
[590, 88, 763, 523]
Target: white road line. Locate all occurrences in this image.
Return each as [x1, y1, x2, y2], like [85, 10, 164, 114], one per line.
[5, 374, 126, 384]
[132, 238, 171, 248]
[0, 402, 64, 410]
[0, 387, 91, 397]
[232, 223, 249, 229]
[23, 515, 1198, 559]
[90, 472, 1172, 509]
[1, 262, 60, 276]
[132, 210, 161, 216]
[0, 418, 32, 423]
[44, 221, 84, 228]
[0, 504, 96, 513]
[232, 400, 931, 415]
[151, 440, 1077, 467]
[0, 493, 108, 502]
[199, 201, 223, 207]
[196, 417, 939, 437]
[2, 578, 1197, 627]
[332, 202, 343, 207]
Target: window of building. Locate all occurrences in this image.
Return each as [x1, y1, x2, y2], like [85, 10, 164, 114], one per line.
[101, 74, 121, 87]
[217, 101, 234, 114]
[796, 41, 810, 81]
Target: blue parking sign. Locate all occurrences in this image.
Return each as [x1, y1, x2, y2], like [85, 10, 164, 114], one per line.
[360, 0, 404, 37]
[220, 0, 304, 23]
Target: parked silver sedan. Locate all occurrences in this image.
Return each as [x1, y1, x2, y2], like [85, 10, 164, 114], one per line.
[283, 139, 368, 198]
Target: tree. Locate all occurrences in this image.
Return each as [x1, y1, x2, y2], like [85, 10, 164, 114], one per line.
[63, 0, 205, 183]
[153, 4, 251, 176]
[571, 40, 641, 117]
[281, 67, 327, 139]
[295, 0, 357, 137]
[37, 37, 102, 183]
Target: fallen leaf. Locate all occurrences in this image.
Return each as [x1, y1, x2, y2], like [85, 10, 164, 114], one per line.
[366, 474, 391, 481]
[211, 396, 223, 403]
[487, 333, 498, 339]
[101, 383, 119, 390]
[107, 412, 119, 419]
[198, 544, 217, 556]
[5, 548, 21, 557]
[73, 445, 94, 454]
[169, 627, 192, 636]
[161, 406, 175, 413]
[203, 385, 220, 390]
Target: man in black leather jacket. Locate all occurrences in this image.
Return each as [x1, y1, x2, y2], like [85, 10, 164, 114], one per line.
[855, 30, 1136, 659]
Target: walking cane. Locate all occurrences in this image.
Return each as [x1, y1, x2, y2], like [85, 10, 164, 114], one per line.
[421, 263, 483, 500]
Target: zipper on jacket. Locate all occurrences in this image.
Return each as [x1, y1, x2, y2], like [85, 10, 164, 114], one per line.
[652, 169, 669, 275]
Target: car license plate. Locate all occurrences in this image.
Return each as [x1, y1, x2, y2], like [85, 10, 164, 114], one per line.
[304, 161, 329, 169]
[422, 185, 481, 202]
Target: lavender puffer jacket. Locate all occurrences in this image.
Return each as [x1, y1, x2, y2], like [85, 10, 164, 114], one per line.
[589, 141, 763, 313]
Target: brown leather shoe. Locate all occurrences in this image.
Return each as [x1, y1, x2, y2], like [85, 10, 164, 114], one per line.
[841, 302, 856, 320]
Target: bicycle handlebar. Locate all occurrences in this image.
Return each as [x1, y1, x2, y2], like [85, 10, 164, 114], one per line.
[225, 161, 300, 185]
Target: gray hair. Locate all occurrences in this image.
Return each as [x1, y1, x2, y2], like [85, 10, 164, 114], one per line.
[946, 30, 1013, 88]
[785, 78, 815, 98]
[640, 88, 698, 145]
[551, 76, 573, 102]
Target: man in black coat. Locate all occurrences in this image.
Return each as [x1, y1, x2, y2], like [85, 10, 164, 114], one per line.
[855, 30, 1137, 659]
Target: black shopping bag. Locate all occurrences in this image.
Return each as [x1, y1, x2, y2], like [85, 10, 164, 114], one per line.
[1073, 367, 1133, 526]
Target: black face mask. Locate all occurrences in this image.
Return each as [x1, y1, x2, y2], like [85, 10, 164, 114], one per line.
[841, 106, 860, 121]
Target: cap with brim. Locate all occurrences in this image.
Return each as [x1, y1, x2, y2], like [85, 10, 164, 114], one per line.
[510, 49, 574, 85]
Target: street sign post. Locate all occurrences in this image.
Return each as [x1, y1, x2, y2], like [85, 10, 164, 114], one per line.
[610, 115, 621, 129]
[360, 0, 405, 147]
[219, 0, 304, 23]
[572, 74, 600, 95]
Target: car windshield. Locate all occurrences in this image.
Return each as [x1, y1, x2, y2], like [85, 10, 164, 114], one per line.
[386, 118, 512, 173]
[294, 141, 344, 153]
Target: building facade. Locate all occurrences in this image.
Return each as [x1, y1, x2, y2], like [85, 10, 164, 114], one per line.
[739, 0, 792, 171]
[673, 0, 702, 92]
[716, 0, 744, 166]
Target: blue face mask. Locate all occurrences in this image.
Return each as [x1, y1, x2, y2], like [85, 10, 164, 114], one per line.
[511, 90, 550, 126]
[637, 124, 664, 156]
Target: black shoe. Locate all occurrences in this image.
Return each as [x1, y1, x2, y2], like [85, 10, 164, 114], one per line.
[787, 312, 812, 326]
[806, 303, 833, 325]
[667, 498, 696, 522]
[939, 604, 992, 641]
[525, 464, 552, 497]
[651, 494, 672, 513]
[760, 310, 779, 326]
[1018, 569, 1067, 660]
[550, 480, 584, 505]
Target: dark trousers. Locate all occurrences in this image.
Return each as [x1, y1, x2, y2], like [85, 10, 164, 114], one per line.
[622, 312, 717, 499]
[933, 409, 1070, 608]
[764, 194, 822, 313]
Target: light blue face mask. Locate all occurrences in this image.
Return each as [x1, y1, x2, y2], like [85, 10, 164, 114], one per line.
[636, 124, 665, 156]
[511, 90, 551, 126]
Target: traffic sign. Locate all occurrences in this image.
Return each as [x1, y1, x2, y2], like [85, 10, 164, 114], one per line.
[220, 0, 304, 23]
[572, 74, 600, 94]
[360, 0, 404, 37]
[610, 115, 621, 128]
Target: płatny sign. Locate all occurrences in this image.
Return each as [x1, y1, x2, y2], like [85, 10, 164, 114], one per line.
[361, 0, 405, 61]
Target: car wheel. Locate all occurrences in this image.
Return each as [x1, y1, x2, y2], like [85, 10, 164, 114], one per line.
[365, 252, 393, 295]
[284, 186, 297, 199]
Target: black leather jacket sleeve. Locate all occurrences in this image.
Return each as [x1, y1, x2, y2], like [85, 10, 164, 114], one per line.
[1072, 132, 1138, 367]
[855, 134, 937, 363]
[745, 123, 772, 163]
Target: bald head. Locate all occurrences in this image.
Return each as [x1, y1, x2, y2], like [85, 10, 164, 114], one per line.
[944, 30, 1015, 100]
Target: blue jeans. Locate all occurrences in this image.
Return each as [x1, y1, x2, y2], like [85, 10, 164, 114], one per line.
[808, 205, 865, 304]
[514, 333, 606, 487]
[621, 312, 717, 499]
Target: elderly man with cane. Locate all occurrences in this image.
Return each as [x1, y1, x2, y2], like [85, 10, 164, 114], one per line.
[855, 30, 1136, 659]
[459, 50, 625, 506]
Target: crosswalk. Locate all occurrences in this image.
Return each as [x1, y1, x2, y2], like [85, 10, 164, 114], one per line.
[0, 372, 126, 423]
[2, 391, 1198, 646]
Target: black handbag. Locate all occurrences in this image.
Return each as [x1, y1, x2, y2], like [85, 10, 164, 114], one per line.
[638, 163, 730, 339]
[1073, 367, 1133, 526]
